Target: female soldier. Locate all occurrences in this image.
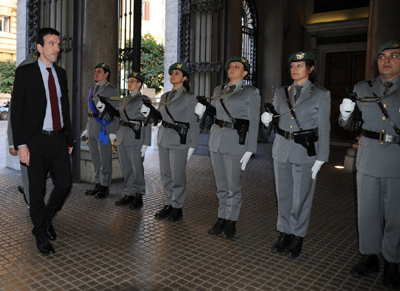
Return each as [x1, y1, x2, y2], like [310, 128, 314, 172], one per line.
[195, 56, 261, 239]
[151, 62, 199, 222]
[114, 72, 151, 209]
[261, 52, 331, 258]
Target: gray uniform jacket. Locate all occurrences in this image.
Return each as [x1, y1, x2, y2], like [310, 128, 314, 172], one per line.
[86, 82, 120, 138]
[157, 88, 199, 149]
[340, 77, 400, 178]
[117, 92, 151, 147]
[209, 84, 261, 155]
[272, 83, 331, 164]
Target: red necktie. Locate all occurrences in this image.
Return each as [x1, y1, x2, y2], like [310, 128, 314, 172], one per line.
[46, 68, 61, 130]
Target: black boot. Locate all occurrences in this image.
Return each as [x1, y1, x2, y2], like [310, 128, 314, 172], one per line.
[271, 232, 292, 253]
[129, 194, 143, 209]
[85, 183, 101, 196]
[350, 254, 380, 277]
[95, 186, 109, 199]
[285, 236, 303, 258]
[155, 205, 173, 219]
[223, 220, 236, 239]
[383, 261, 400, 289]
[208, 218, 226, 235]
[115, 195, 135, 206]
[169, 208, 183, 222]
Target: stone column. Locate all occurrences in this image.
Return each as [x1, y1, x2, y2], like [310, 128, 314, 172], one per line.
[224, 0, 242, 59]
[366, 0, 400, 79]
[164, 0, 179, 93]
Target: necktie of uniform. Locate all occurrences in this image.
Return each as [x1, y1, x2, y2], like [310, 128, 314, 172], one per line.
[227, 85, 236, 93]
[46, 68, 61, 131]
[295, 85, 303, 102]
[94, 84, 100, 95]
[383, 81, 393, 95]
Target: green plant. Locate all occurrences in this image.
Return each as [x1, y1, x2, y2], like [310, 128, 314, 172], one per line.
[0, 60, 16, 93]
[140, 33, 164, 94]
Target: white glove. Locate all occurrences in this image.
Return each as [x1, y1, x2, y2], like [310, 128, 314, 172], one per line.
[339, 99, 355, 121]
[240, 151, 253, 171]
[194, 103, 206, 118]
[141, 104, 150, 118]
[109, 133, 117, 144]
[261, 112, 273, 127]
[311, 160, 325, 179]
[96, 101, 105, 113]
[81, 129, 87, 138]
[141, 145, 148, 158]
[187, 148, 195, 161]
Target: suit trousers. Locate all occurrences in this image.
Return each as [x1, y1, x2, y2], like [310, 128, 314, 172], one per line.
[118, 144, 145, 197]
[210, 151, 243, 221]
[158, 146, 188, 208]
[357, 172, 400, 263]
[21, 163, 30, 204]
[88, 135, 112, 186]
[28, 133, 72, 238]
[274, 160, 316, 238]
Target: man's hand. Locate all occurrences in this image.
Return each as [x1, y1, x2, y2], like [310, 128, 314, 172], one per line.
[18, 145, 30, 166]
[141, 145, 148, 158]
[261, 112, 273, 127]
[96, 101, 105, 113]
[311, 160, 325, 179]
[141, 104, 150, 117]
[68, 147, 74, 154]
[9, 147, 18, 156]
[339, 99, 355, 121]
[194, 103, 206, 118]
[240, 151, 253, 171]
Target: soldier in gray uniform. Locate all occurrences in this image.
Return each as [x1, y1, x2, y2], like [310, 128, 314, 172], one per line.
[114, 72, 151, 209]
[148, 62, 199, 222]
[261, 52, 331, 257]
[195, 56, 261, 239]
[85, 63, 120, 199]
[339, 41, 400, 289]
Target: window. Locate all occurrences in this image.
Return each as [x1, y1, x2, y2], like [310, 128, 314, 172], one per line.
[0, 16, 10, 33]
[141, 1, 150, 21]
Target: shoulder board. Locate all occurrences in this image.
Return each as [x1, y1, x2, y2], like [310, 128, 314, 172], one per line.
[357, 78, 377, 85]
[244, 84, 256, 90]
[104, 82, 116, 88]
[314, 85, 328, 92]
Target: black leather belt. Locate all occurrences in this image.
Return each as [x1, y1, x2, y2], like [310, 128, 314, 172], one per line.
[363, 129, 400, 144]
[120, 120, 141, 126]
[88, 112, 99, 118]
[277, 127, 293, 140]
[162, 121, 175, 128]
[42, 128, 65, 136]
[214, 118, 235, 129]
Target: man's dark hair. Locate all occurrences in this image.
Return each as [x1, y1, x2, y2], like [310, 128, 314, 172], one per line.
[36, 27, 60, 47]
[103, 68, 111, 82]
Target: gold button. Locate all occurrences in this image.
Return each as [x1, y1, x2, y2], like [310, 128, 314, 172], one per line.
[384, 104, 387, 108]
[223, 111, 225, 114]
[289, 125, 292, 129]
[290, 117, 294, 120]
[382, 117, 386, 120]
[381, 129, 385, 133]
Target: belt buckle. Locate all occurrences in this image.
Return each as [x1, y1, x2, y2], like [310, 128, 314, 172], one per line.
[379, 132, 388, 144]
[284, 131, 292, 140]
[219, 120, 225, 129]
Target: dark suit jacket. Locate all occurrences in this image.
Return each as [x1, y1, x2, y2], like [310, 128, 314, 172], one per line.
[11, 62, 74, 152]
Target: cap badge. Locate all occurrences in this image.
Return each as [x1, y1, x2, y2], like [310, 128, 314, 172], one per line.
[177, 64, 183, 68]
[241, 57, 247, 63]
[296, 53, 305, 60]
[133, 72, 137, 77]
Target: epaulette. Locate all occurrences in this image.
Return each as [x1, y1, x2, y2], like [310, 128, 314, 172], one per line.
[104, 82, 116, 88]
[314, 85, 328, 92]
[357, 78, 377, 85]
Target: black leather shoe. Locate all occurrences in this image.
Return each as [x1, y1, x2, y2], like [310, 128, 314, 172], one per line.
[85, 183, 101, 195]
[383, 261, 400, 289]
[45, 220, 57, 241]
[155, 205, 173, 219]
[36, 237, 55, 254]
[208, 218, 226, 235]
[271, 232, 292, 253]
[350, 254, 380, 277]
[169, 208, 183, 222]
[115, 195, 135, 206]
[129, 194, 143, 209]
[95, 186, 109, 199]
[285, 236, 303, 258]
[223, 220, 236, 239]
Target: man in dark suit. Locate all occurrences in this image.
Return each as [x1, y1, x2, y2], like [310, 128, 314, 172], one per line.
[11, 27, 74, 255]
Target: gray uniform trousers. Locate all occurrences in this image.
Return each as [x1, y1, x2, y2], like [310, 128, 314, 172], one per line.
[86, 82, 119, 187]
[274, 160, 317, 237]
[118, 145, 145, 196]
[339, 76, 400, 263]
[158, 146, 189, 208]
[210, 151, 243, 221]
